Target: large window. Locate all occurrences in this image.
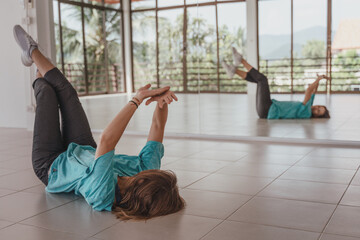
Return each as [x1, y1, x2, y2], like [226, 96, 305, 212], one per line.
[54, 0, 125, 95]
[331, 0, 360, 92]
[259, 0, 360, 93]
[131, 0, 247, 93]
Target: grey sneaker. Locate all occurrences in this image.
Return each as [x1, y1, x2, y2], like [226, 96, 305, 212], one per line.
[13, 25, 38, 67]
[221, 60, 236, 79]
[232, 47, 243, 66]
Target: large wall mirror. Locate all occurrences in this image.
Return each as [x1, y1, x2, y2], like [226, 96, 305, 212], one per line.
[52, 0, 360, 143]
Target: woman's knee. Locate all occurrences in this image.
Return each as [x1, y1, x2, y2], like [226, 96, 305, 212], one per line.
[34, 80, 56, 98]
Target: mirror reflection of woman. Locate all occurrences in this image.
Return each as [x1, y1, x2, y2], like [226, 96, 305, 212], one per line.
[222, 48, 330, 119]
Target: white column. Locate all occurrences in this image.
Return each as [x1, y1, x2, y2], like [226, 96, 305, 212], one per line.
[22, 0, 56, 130]
[246, 0, 258, 95]
[122, 0, 134, 95]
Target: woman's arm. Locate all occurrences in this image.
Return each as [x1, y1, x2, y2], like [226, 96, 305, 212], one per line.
[94, 84, 170, 159]
[147, 103, 168, 143]
[145, 90, 178, 142]
[302, 74, 328, 105]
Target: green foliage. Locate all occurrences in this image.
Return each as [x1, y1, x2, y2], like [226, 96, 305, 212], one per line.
[301, 40, 326, 59]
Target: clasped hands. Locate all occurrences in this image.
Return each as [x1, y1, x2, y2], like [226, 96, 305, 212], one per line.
[316, 74, 330, 81]
[134, 84, 178, 109]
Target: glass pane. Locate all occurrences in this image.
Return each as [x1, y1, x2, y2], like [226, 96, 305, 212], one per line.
[60, 3, 86, 94]
[218, 2, 247, 92]
[53, 1, 62, 69]
[258, 0, 291, 93]
[131, 0, 155, 10]
[331, 0, 360, 92]
[187, 6, 217, 92]
[158, 0, 183, 8]
[104, 0, 120, 9]
[84, 7, 107, 93]
[132, 11, 157, 90]
[186, 0, 214, 5]
[84, 0, 103, 6]
[106, 10, 125, 92]
[158, 9, 184, 91]
[293, 0, 327, 92]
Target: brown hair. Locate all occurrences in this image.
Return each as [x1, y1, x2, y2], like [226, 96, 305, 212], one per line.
[112, 170, 185, 220]
[312, 106, 330, 118]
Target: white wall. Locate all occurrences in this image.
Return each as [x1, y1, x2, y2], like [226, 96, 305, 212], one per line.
[0, 1, 29, 128]
[0, 0, 54, 129]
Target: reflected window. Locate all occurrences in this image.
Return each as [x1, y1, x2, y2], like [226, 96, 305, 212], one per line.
[331, 0, 360, 92]
[53, 0, 125, 95]
[131, 0, 247, 93]
[259, 0, 291, 93]
[132, 11, 157, 90]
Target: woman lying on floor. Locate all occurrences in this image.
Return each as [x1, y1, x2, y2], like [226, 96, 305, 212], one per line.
[222, 48, 330, 119]
[13, 25, 184, 220]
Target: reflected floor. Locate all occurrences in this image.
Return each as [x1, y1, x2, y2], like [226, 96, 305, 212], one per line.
[0, 128, 360, 239]
[80, 93, 360, 141]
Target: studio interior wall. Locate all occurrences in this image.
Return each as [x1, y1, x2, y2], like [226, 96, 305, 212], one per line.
[0, 1, 28, 128]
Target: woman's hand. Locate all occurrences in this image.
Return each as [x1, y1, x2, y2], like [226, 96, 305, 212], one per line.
[145, 90, 178, 108]
[316, 74, 329, 81]
[134, 84, 170, 103]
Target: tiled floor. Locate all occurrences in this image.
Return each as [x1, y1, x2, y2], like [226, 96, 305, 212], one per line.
[0, 127, 360, 240]
[80, 93, 360, 141]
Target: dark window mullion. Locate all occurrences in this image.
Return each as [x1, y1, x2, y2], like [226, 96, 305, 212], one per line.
[101, 0, 110, 93]
[156, 0, 160, 88]
[81, 5, 89, 95]
[58, 1, 65, 73]
[215, 3, 220, 93]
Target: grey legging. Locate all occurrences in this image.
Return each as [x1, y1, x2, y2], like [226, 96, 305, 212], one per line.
[245, 68, 273, 118]
[32, 68, 97, 185]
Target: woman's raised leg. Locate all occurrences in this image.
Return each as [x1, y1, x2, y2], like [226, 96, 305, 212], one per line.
[32, 78, 65, 185]
[31, 49, 97, 148]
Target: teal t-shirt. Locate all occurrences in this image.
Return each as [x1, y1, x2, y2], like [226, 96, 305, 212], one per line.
[267, 94, 315, 119]
[45, 141, 164, 211]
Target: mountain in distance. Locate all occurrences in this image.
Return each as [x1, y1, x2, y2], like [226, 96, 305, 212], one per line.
[259, 26, 327, 60]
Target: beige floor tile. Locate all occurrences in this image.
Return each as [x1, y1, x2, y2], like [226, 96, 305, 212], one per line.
[203, 221, 320, 240]
[296, 156, 360, 170]
[21, 199, 118, 238]
[179, 189, 251, 219]
[162, 158, 231, 173]
[340, 185, 360, 207]
[210, 142, 258, 152]
[255, 145, 314, 155]
[320, 233, 360, 240]
[94, 214, 222, 240]
[309, 148, 360, 158]
[325, 206, 360, 238]
[280, 166, 356, 184]
[259, 179, 347, 204]
[217, 162, 290, 178]
[164, 147, 199, 158]
[0, 169, 42, 191]
[0, 168, 17, 177]
[0, 188, 16, 198]
[0, 224, 86, 240]
[187, 173, 273, 195]
[159, 156, 182, 166]
[0, 191, 76, 222]
[238, 152, 304, 165]
[187, 150, 248, 162]
[0, 220, 13, 230]
[0, 156, 32, 171]
[228, 197, 335, 232]
[352, 172, 360, 186]
[171, 170, 209, 188]
[0, 151, 19, 162]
